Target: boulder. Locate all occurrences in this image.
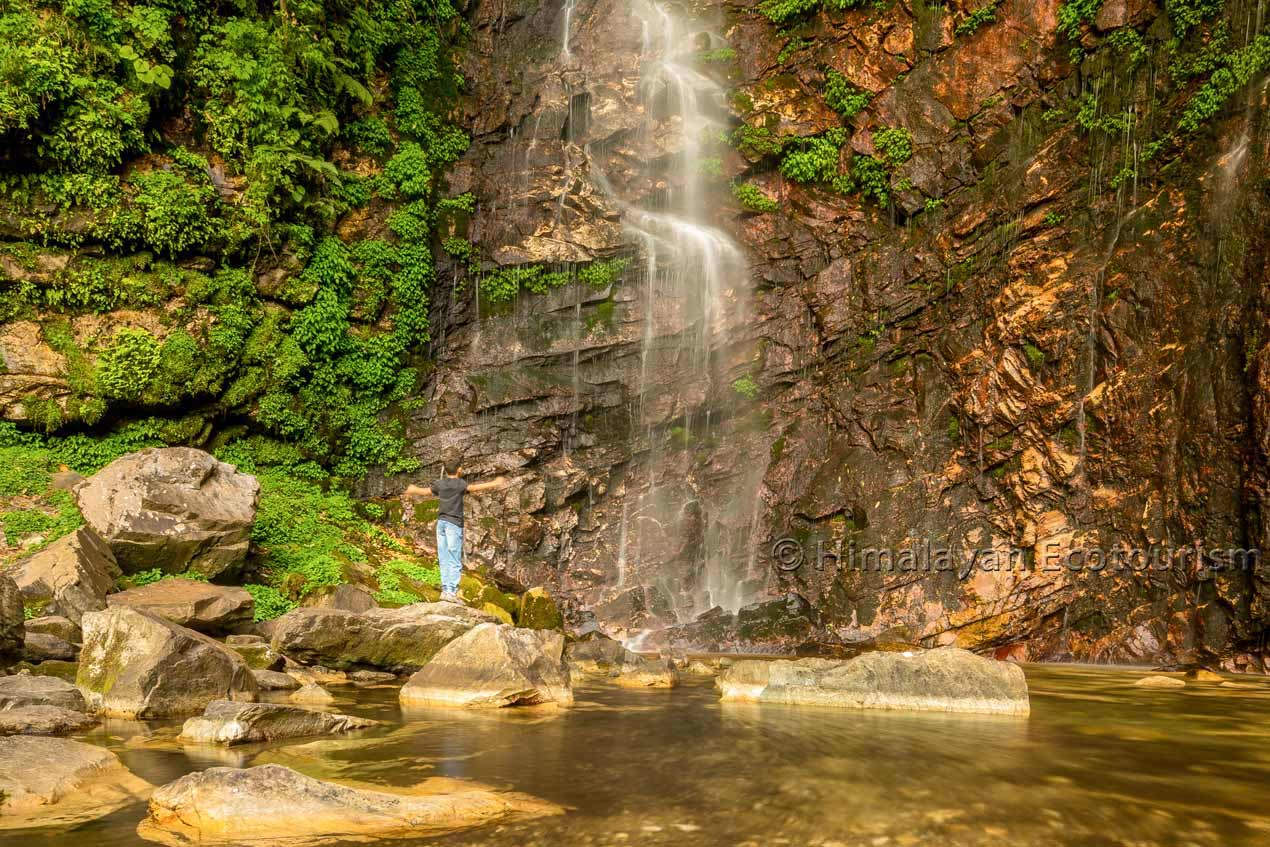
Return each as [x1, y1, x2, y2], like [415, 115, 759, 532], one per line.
[73, 447, 259, 579]
[78, 606, 258, 718]
[9, 528, 120, 624]
[107, 578, 254, 634]
[349, 669, 397, 685]
[564, 635, 631, 672]
[717, 647, 1030, 715]
[518, 587, 564, 630]
[138, 765, 560, 843]
[270, 603, 497, 672]
[300, 583, 377, 613]
[400, 624, 572, 708]
[612, 654, 679, 689]
[0, 574, 23, 664]
[23, 631, 77, 662]
[251, 669, 302, 691]
[179, 700, 379, 746]
[0, 705, 98, 736]
[225, 635, 284, 671]
[0, 673, 87, 711]
[11, 659, 78, 682]
[24, 614, 81, 644]
[0, 736, 150, 825]
[290, 683, 335, 704]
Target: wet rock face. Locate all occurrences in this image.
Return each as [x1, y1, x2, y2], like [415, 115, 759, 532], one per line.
[74, 447, 259, 579]
[384, 0, 1270, 664]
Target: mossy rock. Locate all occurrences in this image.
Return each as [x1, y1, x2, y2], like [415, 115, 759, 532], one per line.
[481, 603, 513, 625]
[518, 587, 563, 631]
[9, 659, 79, 682]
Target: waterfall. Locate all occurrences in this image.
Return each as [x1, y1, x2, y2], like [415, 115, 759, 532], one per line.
[562, 0, 758, 627]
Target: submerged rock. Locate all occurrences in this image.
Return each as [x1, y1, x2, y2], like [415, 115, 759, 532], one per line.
[137, 764, 561, 844]
[179, 700, 379, 746]
[1134, 674, 1186, 689]
[0, 573, 25, 664]
[107, 578, 254, 635]
[9, 528, 120, 624]
[0, 673, 87, 711]
[0, 705, 98, 736]
[251, 669, 301, 691]
[0, 736, 150, 825]
[290, 683, 335, 705]
[565, 636, 678, 688]
[717, 647, 1030, 715]
[78, 606, 258, 717]
[400, 623, 572, 708]
[74, 447, 259, 579]
[270, 602, 497, 672]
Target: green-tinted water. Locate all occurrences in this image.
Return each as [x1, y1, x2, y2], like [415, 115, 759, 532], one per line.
[13, 665, 1270, 846]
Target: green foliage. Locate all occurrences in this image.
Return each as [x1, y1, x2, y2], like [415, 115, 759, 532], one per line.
[731, 122, 786, 158]
[1058, 0, 1104, 41]
[1023, 343, 1046, 368]
[732, 375, 761, 400]
[697, 47, 738, 64]
[847, 155, 892, 205]
[777, 37, 813, 64]
[1043, 211, 1066, 226]
[95, 328, 161, 401]
[780, 129, 847, 184]
[824, 70, 872, 118]
[1177, 35, 1270, 135]
[130, 166, 219, 256]
[872, 127, 913, 167]
[480, 258, 630, 304]
[732, 182, 780, 213]
[2, 490, 81, 548]
[955, 1, 1001, 37]
[374, 558, 441, 605]
[1166, 0, 1222, 39]
[242, 583, 296, 620]
[757, 0, 868, 26]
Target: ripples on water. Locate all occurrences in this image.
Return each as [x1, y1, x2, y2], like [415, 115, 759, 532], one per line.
[26, 665, 1270, 846]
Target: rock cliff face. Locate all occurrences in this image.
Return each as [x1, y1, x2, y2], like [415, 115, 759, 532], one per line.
[381, 0, 1270, 666]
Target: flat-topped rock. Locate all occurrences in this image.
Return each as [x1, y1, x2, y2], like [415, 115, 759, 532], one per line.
[74, 447, 259, 579]
[24, 614, 81, 644]
[107, 578, 254, 634]
[179, 700, 379, 746]
[138, 764, 561, 844]
[400, 624, 572, 708]
[0, 705, 98, 736]
[0, 736, 151, 827]
[0, 673, 87, 711]
[270, 602, 498, 672]
[78, 606, 257, 718]
[300, 583, 377, 613]
[9, 528, 120, 624]
[251, 669, 302, 691]
[717, 647, 1030, 715]
[23, 631, 77, 662]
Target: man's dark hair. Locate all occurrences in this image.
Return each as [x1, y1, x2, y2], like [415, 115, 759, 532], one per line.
[443, 457, 462, 476]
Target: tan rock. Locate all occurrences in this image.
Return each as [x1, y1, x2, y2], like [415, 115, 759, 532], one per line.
[1134, 675, 1186, 689]
[179, 700, 378, 746]
[0, 736, 150, 828]
[290, 683, 335, 705]
[0, 705, 98, 736]
[718, 648, 1030, 715]
[108, 578, 254, 634]
[400, 623, 572, 708]
[0, 573, 22, 663]
[78, 606, 258, 718]
[137, 764, 561, 844]
[10, 527, 120, 624]
[0, 673, 87, 711]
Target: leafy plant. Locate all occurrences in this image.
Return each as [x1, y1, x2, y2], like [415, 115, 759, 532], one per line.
[824, 70, 872, 118]
[732, 182, 780, 213]
[955, 1, 1001, 37]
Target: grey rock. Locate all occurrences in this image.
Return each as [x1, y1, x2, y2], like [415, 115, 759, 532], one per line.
[0, 673, 87, 711]
[73, 447, 259, 579]
[179, 699, 378, 745]
[24, 615, 81, 644]
[251, 669, 302, 691]
[301, 583, 378, 613]
[400, 623, 572, 708]
[23, 631, 77, 662]
[0, 705, 98, 736]
[289, 683, 335, 704]
[0, 574, 22, 664]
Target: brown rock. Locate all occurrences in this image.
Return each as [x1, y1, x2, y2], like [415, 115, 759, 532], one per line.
[107, 578, 254, 634]
[0, 705, 98, 736]
[0, 574, 22, 664]
[400, 624, 572, 708]
[0, 736, 150, 826]
[9, 528, 119, 624]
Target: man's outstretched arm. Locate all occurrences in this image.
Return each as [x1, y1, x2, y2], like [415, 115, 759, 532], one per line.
[402, 484, 434, 498]
[467, 475, 508, 493]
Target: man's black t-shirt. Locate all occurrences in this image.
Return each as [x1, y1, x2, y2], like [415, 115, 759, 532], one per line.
[432, 477, 470, 527]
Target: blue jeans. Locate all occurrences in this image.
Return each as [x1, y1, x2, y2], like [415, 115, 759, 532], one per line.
[436, 519, 463, 595]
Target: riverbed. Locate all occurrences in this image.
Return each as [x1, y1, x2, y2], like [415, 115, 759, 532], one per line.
[20, 664, 1270, 846]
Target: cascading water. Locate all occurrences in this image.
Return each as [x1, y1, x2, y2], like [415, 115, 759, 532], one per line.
[561, 0, 763, 630]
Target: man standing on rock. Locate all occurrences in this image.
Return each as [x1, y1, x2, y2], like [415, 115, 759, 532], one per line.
[403, 459, 507, 602]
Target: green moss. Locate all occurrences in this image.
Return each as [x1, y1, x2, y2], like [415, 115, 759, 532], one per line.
[731, 182, 779, 213]
[1023, 343, 1045, 368]
[732, 375, 761, 400]
[955, 1, 1000, 37]
[824, 70, 871, 117]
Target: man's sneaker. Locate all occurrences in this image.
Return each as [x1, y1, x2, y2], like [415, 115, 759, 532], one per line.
[439, 591, 457, 603]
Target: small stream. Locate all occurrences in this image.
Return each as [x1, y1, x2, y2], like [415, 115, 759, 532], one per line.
[21, 664, 1270, 846]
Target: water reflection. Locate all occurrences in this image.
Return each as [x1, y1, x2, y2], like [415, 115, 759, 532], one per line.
[16, 665, 1270, 846]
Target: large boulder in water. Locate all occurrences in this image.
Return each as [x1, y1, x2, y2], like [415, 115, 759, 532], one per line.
[270, 603, 498, 673]
[179, 700, 379, 746]
[107, 578, 254, 634]
[77, 606, 258, 718]
[0, 574, 23, 664]
[73, 447, 259, 579]
[138, 764, 562, 844]
[400, 623, 572, 708]
[0, 736, 151, 826]
[717, 647, 1030, 715]
[9, 528, 120, 624]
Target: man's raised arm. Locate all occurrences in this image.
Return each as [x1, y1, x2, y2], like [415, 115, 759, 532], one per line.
[467, 476, 508, 493]
[402, 484, 434, 499]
